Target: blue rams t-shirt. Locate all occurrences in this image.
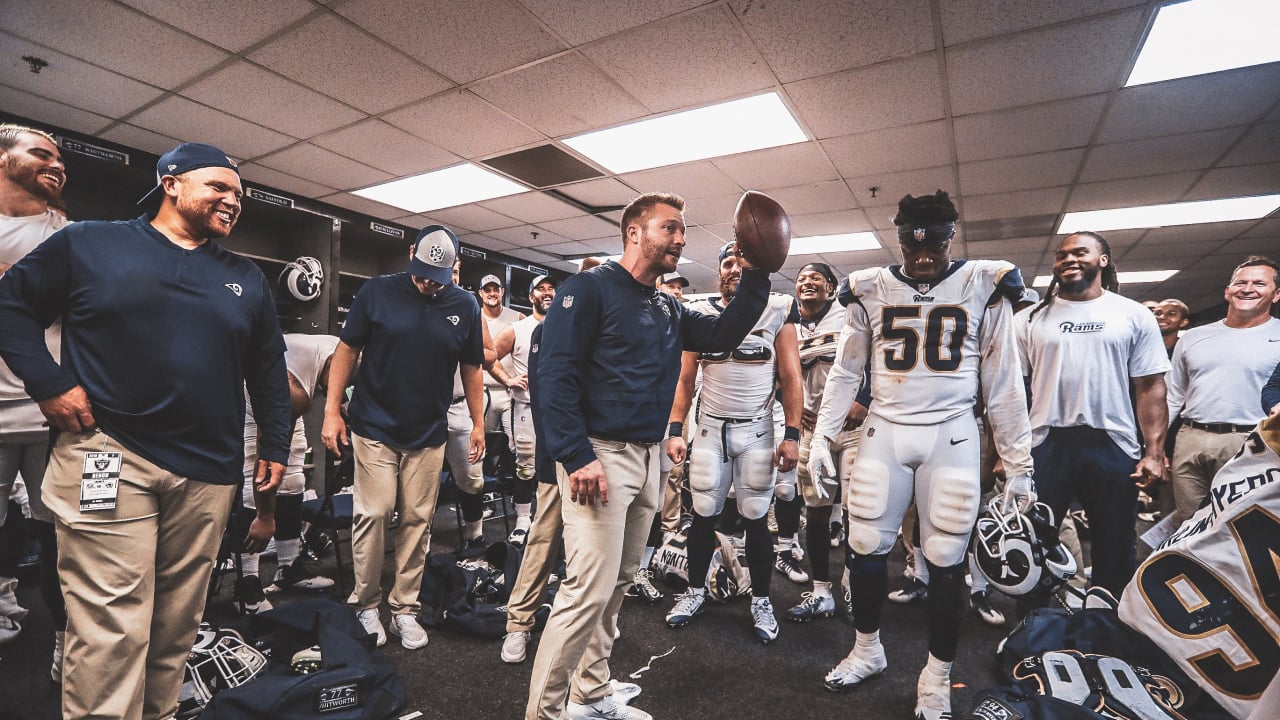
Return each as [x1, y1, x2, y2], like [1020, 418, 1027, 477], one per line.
[341, 274, 484, 449]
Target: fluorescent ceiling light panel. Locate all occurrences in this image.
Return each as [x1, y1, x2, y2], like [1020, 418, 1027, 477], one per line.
[1057, 195, 1280, 234]
[353, 163, 527, 213]
[789, 233, 881, 255]
[1032, 270, 1179, 287]
[1126, 0, 1280, 86]
[563, 93, 807, 174]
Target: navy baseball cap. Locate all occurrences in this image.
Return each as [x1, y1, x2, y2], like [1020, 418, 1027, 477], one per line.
[717, 241, 738, 264]
[137, 142, 239, 206]
[410, 225, 459, 285]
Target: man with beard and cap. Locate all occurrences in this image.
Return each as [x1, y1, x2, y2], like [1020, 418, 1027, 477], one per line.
[1016, 231, 1169, 599]
[478, 274, 524, 488]
[490, 274, 558, 545]
[811, 191, 1035, 720]
[0, 123, 70, 676]
[664, 241, 802, 643]
[0, 141, 291, 720]
[527, 193, 770, 720]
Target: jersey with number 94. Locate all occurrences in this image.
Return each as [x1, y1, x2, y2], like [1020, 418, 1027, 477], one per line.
[814, 259, 1033, 475]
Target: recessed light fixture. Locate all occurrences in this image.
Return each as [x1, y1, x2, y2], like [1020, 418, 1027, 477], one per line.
[1126, 0, 1280, 86]
[353, 163, 528, 213]
[789, 233, 881, 256]
[1057, 194, 1280, 234]
[1032, 270, 1179, 287]
[563, 93, 807, 174]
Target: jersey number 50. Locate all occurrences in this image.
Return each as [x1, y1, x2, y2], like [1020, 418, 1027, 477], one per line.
[881, 306, 968, 372]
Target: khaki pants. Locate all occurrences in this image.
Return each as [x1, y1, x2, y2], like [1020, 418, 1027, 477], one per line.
[44, 429, 236, 720]
[1170, 425, 1248, 519]
[526, 439, 661, 720]
[348, 433, 445, 615]
[506, 481, 564, 631]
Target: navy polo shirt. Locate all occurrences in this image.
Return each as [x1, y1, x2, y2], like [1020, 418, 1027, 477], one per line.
[0, 216, 291, 485]
[341, 274, 484, 449]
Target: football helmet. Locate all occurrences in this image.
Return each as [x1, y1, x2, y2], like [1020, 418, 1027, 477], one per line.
[973, 498, 1077, 597]
[177, 623, 269, 718]
[279, 255, 324, 302]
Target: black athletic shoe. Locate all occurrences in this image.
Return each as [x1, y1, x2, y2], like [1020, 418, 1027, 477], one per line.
[887, 577, 928, 604]
[234, 575, 273, 615]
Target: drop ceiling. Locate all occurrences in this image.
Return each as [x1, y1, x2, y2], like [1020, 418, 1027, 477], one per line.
[2, 0, 1277, 312]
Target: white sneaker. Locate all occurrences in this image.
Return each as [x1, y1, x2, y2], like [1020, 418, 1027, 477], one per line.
[824, 641, 888, 691]
[51, 630, 65, 684]
[565, 693, 652, 720]
[356, 608, 386, 647]
[609, 679, 641, 704]
[915, 666, 952, 720]
[750, 597, 779, 644]
[501, 630, 530, 663]
[665, 588, 706, 628]
[390, 614, 429, 650]
[0, 577, 28, 623]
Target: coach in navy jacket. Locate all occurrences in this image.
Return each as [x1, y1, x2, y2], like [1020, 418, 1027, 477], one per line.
[526, 192, 769, 720]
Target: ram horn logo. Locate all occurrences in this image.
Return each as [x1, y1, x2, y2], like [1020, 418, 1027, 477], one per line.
[225, 283, 242, 296]
[447, 315, 460, 326]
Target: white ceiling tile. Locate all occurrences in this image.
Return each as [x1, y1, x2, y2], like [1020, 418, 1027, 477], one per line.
[1239, 218, 1280, 238]
[713, 142, 838, 190]
[555, 177, 639, 208]
[939, 0, 1145, 46]
[822, 120, 952, 178]
[3, 0, 229, 87]
[477, 192, 581, 224]
[535, 241, 601, 257]
[319, 192, 407, 221]
[501, 247, 571, 265]
[535, 214, 619, 240]
[117, 0, 317, 53]
[846, 165, 958, 208]
[762, 181, 858, 217]
[248, 13, 453, 115]
[383, 90, 544, 159]
[959, 149, 1084, 195]
[337, 0, 566, 84]
[1065, 172, 1200, 211]
[1119, 240, 1222, 262]
[581, 6, 775, 113]
[521, 0, 707, 45]
[1219, 122, 1280, 168]
[256, 143, 391, 191]
[238, 163, 339, 199]
[128, 95, 294, 158]
[954, 95, 1107, 162]
[0, 84, 112, 137]
[789, 209, 877, 237]
[1098, 65, 1280, 144]
[1184, 163, 1280, 201]
[429, 205, 521, 233]
[948, 10, 1145, 115]
[458, 233, 519, 253]
[0, 32, 165, 118]
[785, 54, 944, 139]
[471, 54, 647, 137]
[731, 0, 935, 83]
[181, 61, 365, 139]
[311, 119, 459, 176]
[1220, 233, 1280, 257]
[1080, 128, 1244, 184]
[621, 161, 742, 200]
[962, 187, 1069, 222]
[97, 123, 181, 157]
[487, 225, 571, 248]
[685, 225, 735, 259]
[809, 249, 894, 275]
[684, 194, 745, 228]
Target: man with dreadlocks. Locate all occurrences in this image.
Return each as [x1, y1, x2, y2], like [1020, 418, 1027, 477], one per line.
[810, 190, 1035, 719]
[1015, 231, 1169, 600]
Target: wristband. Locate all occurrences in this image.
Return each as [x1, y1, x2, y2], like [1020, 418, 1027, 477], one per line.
[668, 422, 684, 438]
[783, 426, 800, 442]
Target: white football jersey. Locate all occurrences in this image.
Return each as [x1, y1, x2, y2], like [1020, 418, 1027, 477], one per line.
[1119, 415, 1280, 720]
[508, 314, 539, 404]
[687, 292, 799, 419]
[245, 334, 338, 469]
[484, 306, 524, 388]
[797, 301, 845, 414]
[814, 259, 1033, 476]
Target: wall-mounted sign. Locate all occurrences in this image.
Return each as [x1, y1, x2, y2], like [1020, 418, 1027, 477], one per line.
[370, 222, 404, 239]
[58, 138, 128, 165]
[527, 265, 548, 275]
[460, 247, 487, 259]
[246, 187, 294, 208]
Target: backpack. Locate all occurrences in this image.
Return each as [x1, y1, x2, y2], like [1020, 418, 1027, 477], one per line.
[418, 540, 545, 638]
[651, 529, 751, 601]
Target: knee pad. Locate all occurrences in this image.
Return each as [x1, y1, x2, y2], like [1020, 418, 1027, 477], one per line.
[774, 476, 796, 502]
[688, 450, 727, 517]
[275, 494, 303, 538]
[922, 468, 980, 566]
[846, 518, 893, 556]
[515, 463, 536, 483]
[735, 449, 776, 520]
[846, 552, 888, 579]
[846, 459, 890, 523]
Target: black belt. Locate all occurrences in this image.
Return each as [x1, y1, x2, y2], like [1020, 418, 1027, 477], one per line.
[705, 413, 766, 424]
[451, 396, 466, 405]
[1184, 420, 1252, 434]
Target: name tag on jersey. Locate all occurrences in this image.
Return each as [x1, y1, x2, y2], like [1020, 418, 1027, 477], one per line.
[80, 451, 122, 512]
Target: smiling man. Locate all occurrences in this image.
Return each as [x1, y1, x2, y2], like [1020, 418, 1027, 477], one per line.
[0, 141, 291, 720]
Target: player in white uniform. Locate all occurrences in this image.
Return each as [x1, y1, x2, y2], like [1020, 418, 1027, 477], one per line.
[810, 191, 1035, 720]
[665, 242, 802, 643]
[446, 260, 496, 550]
[233, 333, 341, 613]
[478, 274, 524, 481]
[491, 274, 557, 544]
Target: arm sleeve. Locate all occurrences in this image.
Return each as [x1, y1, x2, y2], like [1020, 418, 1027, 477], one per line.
[855, 367, 872, 407]
[978, 297, 1034, 477]
[679, 268, 769, 353]
[244, 273, 291, 464]
[1263, 359, 1280, 415]
[537, 274, 603, 474]
[1165, 340, 1187, 424]
[0, 228, 77, 400]
[814, 299, 871, 441]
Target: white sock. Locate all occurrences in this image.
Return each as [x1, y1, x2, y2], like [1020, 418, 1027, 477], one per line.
[924, 653, 952, 679]
[515, 502, 532, 520]
[813, 580, 832, 598]
[276, 538, 301, 568]
[855, 630, 880, 649]
[641, 547, 655, 569]
[969, 553, 987, 594]
[774, 536, 794, 553]
[465, 520, 483, 541]
[240, 553, 259, 577]
[688, 586, 707, 597]
[913, 547, 930, 583]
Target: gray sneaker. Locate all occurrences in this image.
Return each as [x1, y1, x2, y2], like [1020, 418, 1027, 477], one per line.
[665, 589, 706, 628]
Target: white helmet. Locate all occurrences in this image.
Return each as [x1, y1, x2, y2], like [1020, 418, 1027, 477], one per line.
[177, 623, 269, 718]
[280, 256, 324, 302]
[973, 498, 1077, 597]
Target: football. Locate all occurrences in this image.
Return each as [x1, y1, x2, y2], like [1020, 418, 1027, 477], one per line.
[732, 191, 791, 272]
